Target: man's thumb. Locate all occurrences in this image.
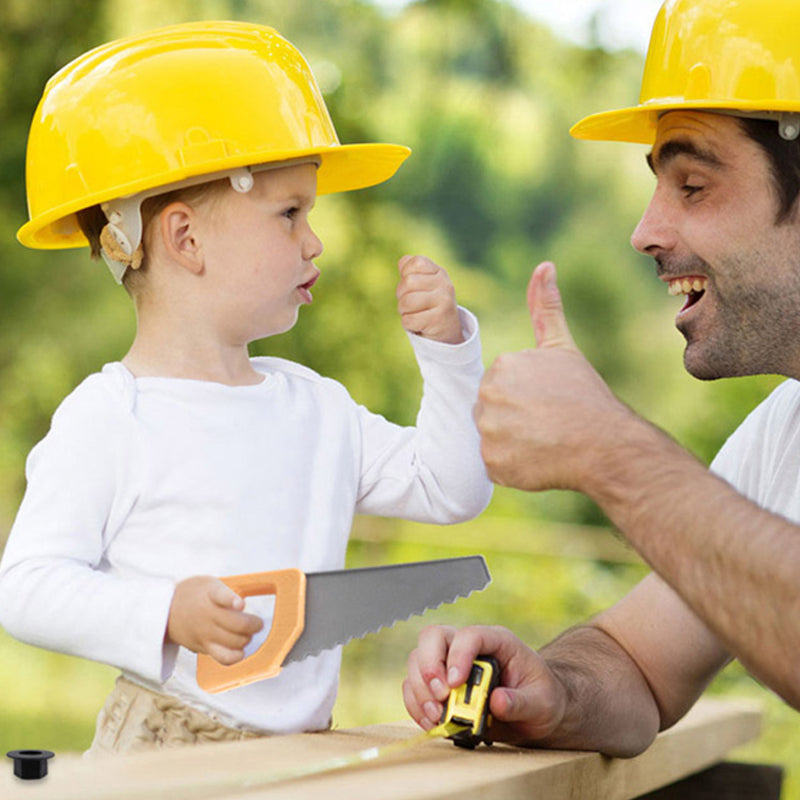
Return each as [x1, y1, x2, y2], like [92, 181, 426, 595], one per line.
[490, 685, 544, 726]
[527, 262, 577, 350]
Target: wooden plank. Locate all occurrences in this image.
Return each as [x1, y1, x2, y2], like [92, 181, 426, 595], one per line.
[0, 698, 761, 800]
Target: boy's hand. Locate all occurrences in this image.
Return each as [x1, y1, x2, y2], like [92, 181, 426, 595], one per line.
[166, 576, 264, 666]
[396, 255, 464, 344]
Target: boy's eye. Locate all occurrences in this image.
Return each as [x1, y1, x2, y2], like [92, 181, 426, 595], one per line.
[283, 206, 300, 220]
[682, 184, 703, 198]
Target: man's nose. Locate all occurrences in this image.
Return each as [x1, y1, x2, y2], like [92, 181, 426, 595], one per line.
[630, 187, 677, 256]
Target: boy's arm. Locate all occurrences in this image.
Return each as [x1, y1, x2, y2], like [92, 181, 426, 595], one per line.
[0, 381, 284, 678]
[0, 384, 176, 682]
[396, 255, 464, 345]
[355, 256, 492, 522]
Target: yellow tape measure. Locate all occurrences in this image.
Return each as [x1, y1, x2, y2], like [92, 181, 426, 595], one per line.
[440, 655, 500, 749]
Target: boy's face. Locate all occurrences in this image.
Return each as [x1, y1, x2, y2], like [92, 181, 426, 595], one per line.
[198, 163, 323, 343]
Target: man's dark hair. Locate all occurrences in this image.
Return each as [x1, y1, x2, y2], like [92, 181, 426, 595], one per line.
[740, 117, 800, 223]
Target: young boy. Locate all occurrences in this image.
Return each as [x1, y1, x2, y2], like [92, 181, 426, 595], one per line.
[0, 22, 492, 754]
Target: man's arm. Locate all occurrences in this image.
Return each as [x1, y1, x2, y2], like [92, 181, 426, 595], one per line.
[585, 426, 800, 707]
[476, 262, 800, 709]
[404, 575, 728, 756]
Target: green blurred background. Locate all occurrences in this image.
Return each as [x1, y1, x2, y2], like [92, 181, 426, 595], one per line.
[0, 0, 796, 795]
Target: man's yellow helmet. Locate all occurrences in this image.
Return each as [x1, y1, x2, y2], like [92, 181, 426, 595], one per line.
[18, 21, 410, 251]
[571, 0, 800, 145]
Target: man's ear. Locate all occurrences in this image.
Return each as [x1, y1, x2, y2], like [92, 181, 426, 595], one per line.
[158, 201, 205, 275]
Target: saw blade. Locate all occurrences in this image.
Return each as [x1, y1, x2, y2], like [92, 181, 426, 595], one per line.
[283, 555, 490, 665]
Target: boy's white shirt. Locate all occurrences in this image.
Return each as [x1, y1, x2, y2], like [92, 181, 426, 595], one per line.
[0, 308, 491, 734]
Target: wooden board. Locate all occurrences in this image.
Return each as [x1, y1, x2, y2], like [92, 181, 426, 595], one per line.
[1, 698, 762, 800]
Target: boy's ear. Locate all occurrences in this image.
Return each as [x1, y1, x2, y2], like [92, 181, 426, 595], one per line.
[158, 202, 205, 275]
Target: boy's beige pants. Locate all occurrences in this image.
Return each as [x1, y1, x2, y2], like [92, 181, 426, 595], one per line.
[86, 676, 265, 756]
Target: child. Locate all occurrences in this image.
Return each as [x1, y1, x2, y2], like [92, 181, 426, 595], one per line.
[0, 22, 492, 754]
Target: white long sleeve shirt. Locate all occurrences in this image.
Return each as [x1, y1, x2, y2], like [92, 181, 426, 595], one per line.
[0, 309, 492, 733]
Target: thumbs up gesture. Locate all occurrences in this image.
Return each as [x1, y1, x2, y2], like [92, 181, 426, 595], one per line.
[475, 262, 631, 494]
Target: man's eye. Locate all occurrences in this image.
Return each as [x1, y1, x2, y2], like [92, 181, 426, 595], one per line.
[682, 184, 703, 198]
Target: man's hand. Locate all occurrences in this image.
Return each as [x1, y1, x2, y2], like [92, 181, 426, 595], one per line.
[475, 261, 635, 493]
[166, 575, 264, 666]
[402, 624, 568, 746]
[396, 255, 464, 344]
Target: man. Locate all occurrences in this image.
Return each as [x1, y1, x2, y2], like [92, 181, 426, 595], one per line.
[402, 0, 800, 757]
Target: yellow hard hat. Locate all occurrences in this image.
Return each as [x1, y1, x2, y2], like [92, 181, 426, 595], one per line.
[571, 0, 800, 144]
[18, 21, 411, 250]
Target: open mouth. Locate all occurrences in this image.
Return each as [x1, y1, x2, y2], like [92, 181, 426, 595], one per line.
[299, 272, 319, 292]
[668, 276, 707, 311]
[297, 270, 320, 304]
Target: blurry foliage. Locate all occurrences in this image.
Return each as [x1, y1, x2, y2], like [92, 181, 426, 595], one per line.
[0, 0, 781, 531]
[0, 0, 794, 788]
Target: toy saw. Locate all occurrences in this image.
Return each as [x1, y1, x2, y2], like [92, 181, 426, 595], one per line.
[196, 555, 491, 693]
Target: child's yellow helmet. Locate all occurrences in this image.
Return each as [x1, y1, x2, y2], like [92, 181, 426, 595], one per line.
[18, 21, 410, 251]
[571, 0, 800, 144]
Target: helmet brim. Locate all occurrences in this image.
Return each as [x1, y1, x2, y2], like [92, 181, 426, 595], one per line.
[17, 142, 411, 250]
[571, 100, 800, 145]
[317, 142, 411, 196]
[570, 105, 659, 145]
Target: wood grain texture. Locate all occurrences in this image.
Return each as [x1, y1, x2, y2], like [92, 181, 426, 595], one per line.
[1, 697, 762, 800]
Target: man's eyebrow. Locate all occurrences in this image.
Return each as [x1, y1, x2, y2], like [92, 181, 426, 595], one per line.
[645, 138, 724, 175]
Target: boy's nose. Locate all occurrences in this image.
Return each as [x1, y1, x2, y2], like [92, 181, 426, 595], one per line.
[304, 227, 323, 262]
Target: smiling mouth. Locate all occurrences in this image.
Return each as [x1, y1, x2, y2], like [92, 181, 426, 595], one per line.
[668, 276, 707, 311]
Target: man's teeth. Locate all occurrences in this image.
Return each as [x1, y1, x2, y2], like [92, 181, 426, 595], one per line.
[668, 277, 708, 296]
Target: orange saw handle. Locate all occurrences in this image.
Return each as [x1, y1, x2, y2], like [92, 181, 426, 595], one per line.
[196, 569, 306, 694]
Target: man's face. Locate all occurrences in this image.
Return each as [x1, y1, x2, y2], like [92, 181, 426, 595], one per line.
[631, 110, 800, 380]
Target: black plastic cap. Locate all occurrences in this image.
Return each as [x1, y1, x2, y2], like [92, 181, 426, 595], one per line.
[6, 750, 55, 780]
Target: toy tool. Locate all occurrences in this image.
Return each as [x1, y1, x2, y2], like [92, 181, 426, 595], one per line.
[441, 655, 501, 748]
[197, 555, 491, 693]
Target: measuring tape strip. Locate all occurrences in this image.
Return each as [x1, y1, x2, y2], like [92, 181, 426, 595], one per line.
[238, 719, 470, 790]
[82, 720, 470, 800]
[228, 655, 500, 792]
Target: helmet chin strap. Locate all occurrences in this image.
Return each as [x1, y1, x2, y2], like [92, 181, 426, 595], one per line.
[667, 109, 800, 142]
[762, 111, 800, 141]
[99, 156, 320, 284]
[100, 166, 254, 284]
[720, 109, 800, 140]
